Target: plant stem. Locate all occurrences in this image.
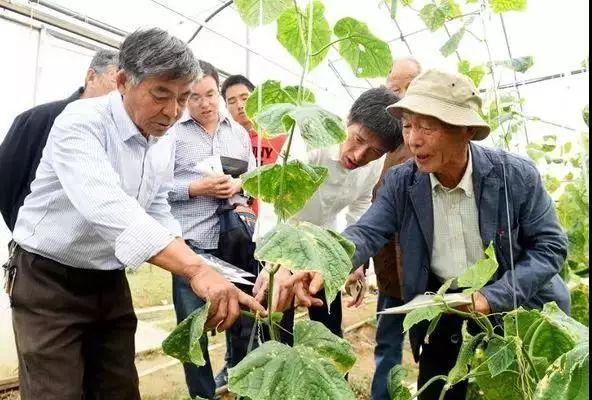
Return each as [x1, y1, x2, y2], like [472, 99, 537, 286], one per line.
[412, 375, 448, 399]
[267, 264, 279, 341]
[443, 302, 495, 338]
[309, 35, 357, 57]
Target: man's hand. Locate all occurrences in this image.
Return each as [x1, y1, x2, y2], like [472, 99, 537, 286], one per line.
[345, 266, 366, 308]
[284, 271, 325, 308]
[189, 265, 267, 331]
[457, 291, 492, 315]
[253, 266, 301, 312]
[189, 175, 242, 199]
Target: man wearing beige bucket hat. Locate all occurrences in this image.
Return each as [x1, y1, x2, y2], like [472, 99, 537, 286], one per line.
[288, 69, 570, 399]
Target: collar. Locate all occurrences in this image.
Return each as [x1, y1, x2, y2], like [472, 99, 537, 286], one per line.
[430, 146, 474, 197]
[179, 112, 230, 129]
[109, 91, 146, 143]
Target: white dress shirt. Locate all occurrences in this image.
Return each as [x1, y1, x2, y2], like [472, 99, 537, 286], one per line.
[13, 91, 181, 270]
[255, 134, 385, 237]
[430, 147, 483, 282]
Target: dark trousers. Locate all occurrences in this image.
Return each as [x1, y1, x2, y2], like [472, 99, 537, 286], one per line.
[372, 292, 405, 400]
[10, 246, 140, 400]
[416, 274, 480, 400]
[308, 290, 343, 338]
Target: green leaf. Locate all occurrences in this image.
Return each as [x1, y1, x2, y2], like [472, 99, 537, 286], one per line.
[490, 0, 528, 14]
[245, 80, 315, 121]
[294, 320, 356, 374]
[437, 278, 455, 296]
[228, 341, 356, 400]
[387, 365, 412, 400]
[425, 313, 442, 343]
[458, 60, 487, 87]
[276, 0, 331, 71]
[253, 103, 347, 149]
[456, 243, 499, 295]
[254, 221, 355, 306]
[448, 322, 486, 385]
[534, 341, 589, 400]
[162, 301, 210, 366]
[391, 0, 399, 19]
[570, 283, 589, 327]
[419, 0, 462, 31]
[284, 104, 348, 149]
[583, 105, 589, 127]
[503, 307, 541, 342]
[242, 160, 328, 220]
[234, 0, 292, 26]
[253, 103, 296, 136]
[493, 56, 535, 73]
[485, 337, 517, 377]
[403, 305, 443, 333]
[440, 27, 465, 57]
[333, 17, 393, 78]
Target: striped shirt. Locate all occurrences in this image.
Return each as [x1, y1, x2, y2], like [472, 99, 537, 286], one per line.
[169, 114, 255, 249]
[13, 91, 181, 270]
[430, 147, 483, 282]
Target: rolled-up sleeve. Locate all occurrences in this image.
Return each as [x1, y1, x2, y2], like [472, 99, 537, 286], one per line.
[51, 115, 175, 268]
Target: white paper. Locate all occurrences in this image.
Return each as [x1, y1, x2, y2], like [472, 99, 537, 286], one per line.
[377, 293, 472, 315]
[193, 155, 224, 178]
[199, 253, 255, 286]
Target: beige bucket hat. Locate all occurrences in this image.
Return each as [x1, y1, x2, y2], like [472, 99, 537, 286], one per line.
[387, 69, 491, 140]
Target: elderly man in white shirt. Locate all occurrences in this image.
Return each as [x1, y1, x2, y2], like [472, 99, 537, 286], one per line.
[254, 87, 404, 338]
[8, 28, 264, 400]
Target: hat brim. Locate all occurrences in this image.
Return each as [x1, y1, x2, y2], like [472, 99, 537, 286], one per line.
[387, 94, 491, 141]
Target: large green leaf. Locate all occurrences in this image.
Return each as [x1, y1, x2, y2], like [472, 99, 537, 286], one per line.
[245, 80, 316, 121]
[242, 160, 328, 220]
[503, 307, 541, 342]
[490, 0, 528, 14]
[228, 341, 356, 400]
[254, 103, 297, 136]
[293, 320, 356, 374]
[527, 303, 588, 366]
[284, 104, 347, 149]
[254, 103, 347, 149]
[234, 0, 291, 26]
[403, 305, 443, 333]
[456, 243, 499, 295]
[583, 105, 589, 127]
[277, 0, 331, 71]
[162, 301, 210, 366]
[534, 340, 589, 400]
[387, 365, 412, 400]
[254, 221, 355, 305]
[333, 17, 393, 78]
[419, 0, 462, 32]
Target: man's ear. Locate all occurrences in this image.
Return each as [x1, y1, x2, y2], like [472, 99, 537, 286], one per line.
[467, 127, 478, 141]
[85, 69, 96, 87]
[116, 69, 129, 94]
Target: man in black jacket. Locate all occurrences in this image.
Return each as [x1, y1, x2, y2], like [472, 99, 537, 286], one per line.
[0, 49, 119, 230]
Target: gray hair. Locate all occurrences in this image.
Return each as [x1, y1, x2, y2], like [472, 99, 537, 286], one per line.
[89, 49, 119, 73]
[119, 28, 200, 85]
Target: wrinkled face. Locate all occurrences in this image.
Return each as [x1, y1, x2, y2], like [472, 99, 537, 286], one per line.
[386, 61, 419, 97]
[340, 122, 391, 170]
[225, 84, 252, 129]
[188, 76, 220, 127]
[401, 112, 473, 175]
[86, 65, 119, 96]
[117, 71, 192, 138]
